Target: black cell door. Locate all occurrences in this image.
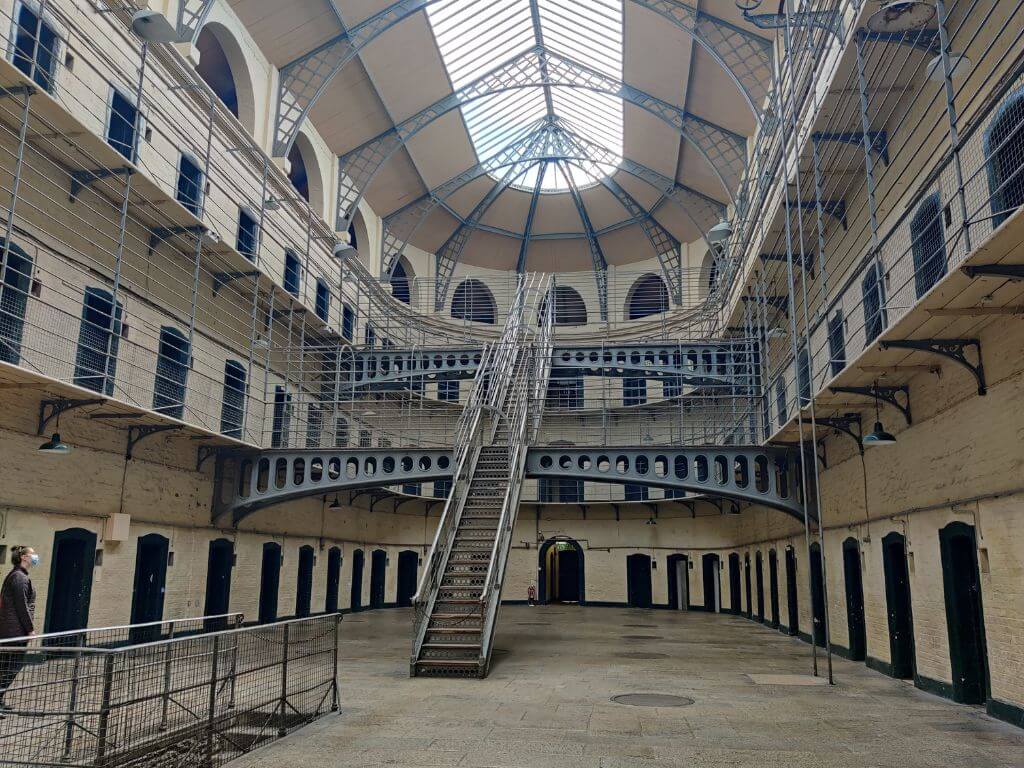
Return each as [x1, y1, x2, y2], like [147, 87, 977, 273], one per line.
[370, 550, 387, 608]
[204, 539, 234, 629]
[882, 532, 915, 679]
[556, 545, 581, 602]
[744, 554, 752, 617]
[130, 534, 169, 641]
[666, 554, 688, 610]
[258, 542, 282, 624]
[702, 554, 719, 612]
[396, 550, 418, 607]
[296, 545, 314, 618]
[626, 554, 652, 608]
[325, 547, 342, 612]
[728, 553, 741, 612]
[768, 549, 780, 627]
[755, 552, 765, 622]
[350, 549, 364, 611]
[809, 544, 827, 645]
[45, 528, 97, 636]
[842, 538, 867, 661]
[939, 523, 989, 704]
[785, 547, 799, 635]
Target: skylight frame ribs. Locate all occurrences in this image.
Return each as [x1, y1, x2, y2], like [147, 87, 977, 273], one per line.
[558, 158, 609, 320]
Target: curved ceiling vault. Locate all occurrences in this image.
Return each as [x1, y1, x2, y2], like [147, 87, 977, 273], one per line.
[228, 0, 772, 300]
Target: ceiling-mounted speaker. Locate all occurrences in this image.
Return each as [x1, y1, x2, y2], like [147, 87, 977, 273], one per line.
[866, 1, 937, 32]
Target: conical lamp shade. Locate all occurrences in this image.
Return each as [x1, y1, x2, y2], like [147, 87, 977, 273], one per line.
[38, 433, 71, 455]
[862, 421, 896, 447]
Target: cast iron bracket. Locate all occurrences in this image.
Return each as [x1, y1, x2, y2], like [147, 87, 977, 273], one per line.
[126, 425, 182, 459]
[212, 270, 261, 296]
[960, 264, 1024, 280]
[70, 167, 133, 202]
[816, 413, 864, 456]
[830, 385, 911, 425]
[38, 398, 105, 435]
[880, 338, 986, 395]
[148, 225, 207, 256]
[811, 131, 889, 165]
[759, 252, 816, 276]
[196, 445, 218, 472]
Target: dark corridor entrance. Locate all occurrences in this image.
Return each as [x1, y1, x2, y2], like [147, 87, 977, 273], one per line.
[785, 547, 799, 635]
[842, 538, 867, 661]
[768, 549, 780, 627]
[45, 528, 97, 634]
[204, 538, 234, 629]
[397, 550, 418, 607]
[755, 552, 765, 622]
[258, 542, 282, 624]
[539, 538, 584, 604]
[882, 532, 915, 679]
[626, 554, 652, 608]
[350, 549, 365, 611]
[666, 554, 688, 610]
[939, 522, 989, 704]
[130, 534, 168, 640]
[702, 554, 720, 612]
[370, 549, 387, 608]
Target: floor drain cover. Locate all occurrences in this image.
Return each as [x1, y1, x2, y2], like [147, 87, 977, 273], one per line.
[617, 652, 669, 660]
[612, 694, 694, 708]
[620, 635, 664, 641]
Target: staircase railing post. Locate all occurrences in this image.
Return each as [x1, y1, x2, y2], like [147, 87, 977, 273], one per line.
[158, 624, 175, 730]
[331, 614, 341, 712]
[94, 653, 115, 764]
[62, 649, 82, 759]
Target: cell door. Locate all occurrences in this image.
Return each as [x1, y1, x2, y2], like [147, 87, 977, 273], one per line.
[768, 550, 780, 627]
[755, 552, 765, 622]
[702, 554, 719, 612]
[666, 554, 688, 610]
[396, 550, 418, 607]
[882, 532, 915, 679]
[939, 523, 989, 704]
[744, 555, 752, 617]
[130, 534, 169, 641]
[350, 549, 364, 611]
[785, 548, 799, 635]
[325, 547, 342, 612]
[370, 550, 387, 608]
[809, 544, 827, 645]
[626, 554, 652, 608]
[296, 545, 314, 618]
[45, 528, 97, 636]
[842, 538, 867, 661]
[204, 539, 234, 630]
[729, 553, 741, 612]
[258, 542, 282, 624]
[556, 545, 581, 602]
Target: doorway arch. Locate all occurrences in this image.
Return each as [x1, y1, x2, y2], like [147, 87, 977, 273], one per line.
[195, 22, 256, 132]
[882, 531, 915, 678]
[626, 554, 652, 608]
[45, 528, 96, 635]
[842, 537, 867, 661]
[702, 553, 720, 612]
[130, 533, 169, 641]
[538, 537, 585, 604]
[939, 522, 989, 703]
[350, 548, 365, 612]
[666, 554, 689, 610]
[396, 550, 418, 607]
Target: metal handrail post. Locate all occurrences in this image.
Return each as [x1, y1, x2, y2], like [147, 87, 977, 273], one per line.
[95, 653, 115, 764]
[331, 613, 341, 712]
[205, 634, 221, 767]
[158, 623, 175, 730]
[62, 648, 82, 759]
[278, 622, 290, 736]
[227, 614, 242, 708]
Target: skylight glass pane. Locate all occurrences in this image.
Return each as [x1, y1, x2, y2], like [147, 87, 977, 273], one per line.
[426, 0, 624, 193]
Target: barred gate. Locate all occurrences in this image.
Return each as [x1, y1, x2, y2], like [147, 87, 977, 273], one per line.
[0, 614, 341, 767]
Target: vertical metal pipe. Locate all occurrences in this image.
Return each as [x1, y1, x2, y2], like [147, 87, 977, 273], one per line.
[278, 622, 290, 737]
[158, 623, 175, 730]
[62, 649, 82, 758]
[811, 139, 829, 313]
[95, 653, 115, 761]
[332, 614, 341, 712]
[0, 86, 33, 338]
[934, 0, 970, 254]
[206, 634, 221, 765]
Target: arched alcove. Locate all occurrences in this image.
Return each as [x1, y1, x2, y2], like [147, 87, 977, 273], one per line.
[288, 132, 325, 216]
[541, 285, 587, 326]
[625, 273, 669, 319]
[195, 23, 256, 134]
[451, 279, 497, 325]
[390, 257, 414, 305]
[700, 250, 720, 299]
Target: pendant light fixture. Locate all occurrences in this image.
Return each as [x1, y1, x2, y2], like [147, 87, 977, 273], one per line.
[38, 432, 71, 455]
[707, 218, 733, 244]
[862, 384, 897, 447]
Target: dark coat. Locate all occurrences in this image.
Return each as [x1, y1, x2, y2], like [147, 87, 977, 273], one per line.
[0, 567, 35, 639]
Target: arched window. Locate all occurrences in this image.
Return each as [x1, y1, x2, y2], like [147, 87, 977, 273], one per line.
[701, 250, 720, 297]
[0, 241, 33, 365]
[986, 88, 1024, 227]
[153, 327, 190, 418]
[625, 274, 669, 319]
[911, 193, 947, 298]
[283, 250, 301, 297]
[390, 259, 412, 304]
[347, 221, 358, 252]
[861, 261, 886, 344]
[451, 279, 497, 325]
[287, 143, 309, 202]
[220, 360, 246, 438]
[196, 26, 239, 117]
[540, 286, 587, 326]
[74, 287, 121, 394]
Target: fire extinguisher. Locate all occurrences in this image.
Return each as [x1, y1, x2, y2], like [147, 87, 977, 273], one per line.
[527, 585, 536, 606]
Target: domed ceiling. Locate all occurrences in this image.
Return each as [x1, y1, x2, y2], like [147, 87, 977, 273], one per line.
[230, 0, 773, 299]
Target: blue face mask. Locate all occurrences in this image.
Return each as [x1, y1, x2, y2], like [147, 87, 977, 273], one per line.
[28, 554, 39, 567]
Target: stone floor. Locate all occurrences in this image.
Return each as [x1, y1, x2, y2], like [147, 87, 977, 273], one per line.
[234, 606, 1024, 768]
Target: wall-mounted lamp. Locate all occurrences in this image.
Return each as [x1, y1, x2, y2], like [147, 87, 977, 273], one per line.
[707, 218, 733, 244]
[38, 433, 71, 455]
[131, 10, 180, 43]
[926, 53, 972, 82]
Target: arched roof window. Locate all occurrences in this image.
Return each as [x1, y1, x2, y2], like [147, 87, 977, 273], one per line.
[451, 279, 497, 325]
[625, 274, 668, 319]
[541, 286, 588, 327]
[390, 259, 412, 305]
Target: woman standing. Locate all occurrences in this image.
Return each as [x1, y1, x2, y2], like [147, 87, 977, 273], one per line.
[0, 546, 38, 710]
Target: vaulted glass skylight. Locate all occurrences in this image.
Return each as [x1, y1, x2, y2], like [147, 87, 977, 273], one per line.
[426, 0, 623, 193]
